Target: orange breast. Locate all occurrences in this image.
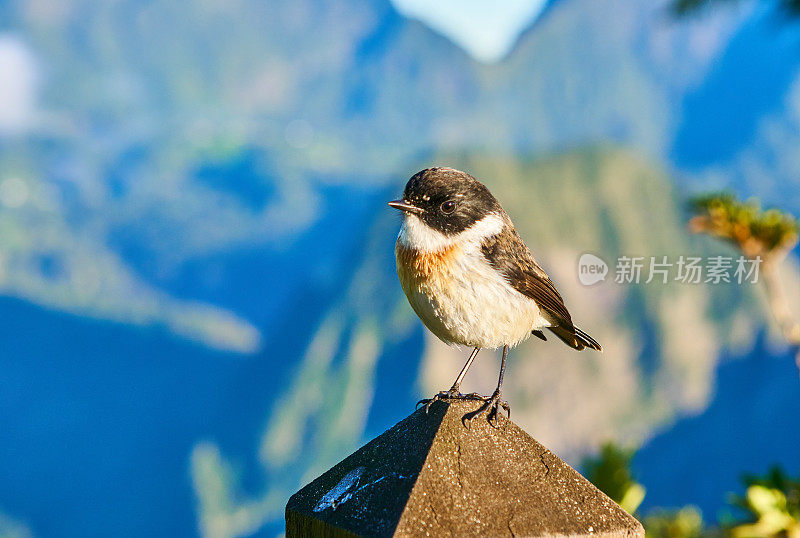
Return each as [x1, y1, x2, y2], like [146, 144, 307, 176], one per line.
[395, 242, 459, 285]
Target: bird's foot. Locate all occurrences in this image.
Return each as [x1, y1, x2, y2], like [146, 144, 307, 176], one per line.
[462, 390, 510, 429]
[416, 387, 484, 414]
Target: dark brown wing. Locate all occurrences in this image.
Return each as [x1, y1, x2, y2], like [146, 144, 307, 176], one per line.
[481, 226, 601, 351]
[480, 227, 573, 328]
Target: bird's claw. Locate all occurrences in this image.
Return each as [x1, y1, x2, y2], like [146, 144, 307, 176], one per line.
[417, 388, 483, 413]
[461, 390, 510, 429]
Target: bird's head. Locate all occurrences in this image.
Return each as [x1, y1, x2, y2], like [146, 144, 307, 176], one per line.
[388, 167, 503, 238]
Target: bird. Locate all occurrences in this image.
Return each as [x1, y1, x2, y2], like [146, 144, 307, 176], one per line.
[388, 167, 601, 426]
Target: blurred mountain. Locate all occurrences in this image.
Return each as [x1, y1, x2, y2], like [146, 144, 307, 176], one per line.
[0, 0, 799, 536]
[636, 330, 800, 519]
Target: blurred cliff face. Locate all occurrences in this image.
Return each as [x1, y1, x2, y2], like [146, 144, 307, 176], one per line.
[0, 0, 799, 536]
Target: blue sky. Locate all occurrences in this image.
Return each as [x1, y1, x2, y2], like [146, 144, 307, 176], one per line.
[389, 0, 549, 62]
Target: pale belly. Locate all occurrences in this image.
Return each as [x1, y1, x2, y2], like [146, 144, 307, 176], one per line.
[397, 244, 546, 349]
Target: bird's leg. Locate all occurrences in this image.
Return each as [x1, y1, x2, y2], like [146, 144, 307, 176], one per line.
[448, 346, 480, 394]
[463, 345, 511, 428]
[417, 347, 482, 412]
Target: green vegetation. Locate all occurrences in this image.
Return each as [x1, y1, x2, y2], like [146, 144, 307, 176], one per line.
[584, 443, 800, 538]
[689, 194, 799, 260]
[581, 441, 704, 537]
[582, 443, 646, 515]
[688, 193, 800, 369]
[644, 507, 706, 538]
[727, 467, 800, 538]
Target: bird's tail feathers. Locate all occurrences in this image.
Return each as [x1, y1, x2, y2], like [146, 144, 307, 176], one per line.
[575, 327, 602, 351]
[546, 325, 602, 352]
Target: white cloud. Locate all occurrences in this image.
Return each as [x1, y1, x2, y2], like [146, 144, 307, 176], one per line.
[0, 35, 39, 133]
[390, 0, 548, 63]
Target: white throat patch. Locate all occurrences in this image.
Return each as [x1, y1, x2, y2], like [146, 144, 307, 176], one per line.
[397, 212, 505, 253]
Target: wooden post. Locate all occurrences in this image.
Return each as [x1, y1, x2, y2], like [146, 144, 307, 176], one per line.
[286, 400, 645, 537]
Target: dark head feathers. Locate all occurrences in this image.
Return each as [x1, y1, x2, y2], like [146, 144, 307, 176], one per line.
[402, 167, 502, 235]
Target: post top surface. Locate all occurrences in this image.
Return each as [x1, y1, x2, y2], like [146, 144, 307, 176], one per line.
[286, 400, 644, 538]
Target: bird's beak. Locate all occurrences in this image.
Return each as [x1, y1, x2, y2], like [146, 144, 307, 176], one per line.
[387, 199, 423, 215]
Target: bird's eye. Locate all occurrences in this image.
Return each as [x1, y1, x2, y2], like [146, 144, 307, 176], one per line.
[440, 200, 456, 214]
